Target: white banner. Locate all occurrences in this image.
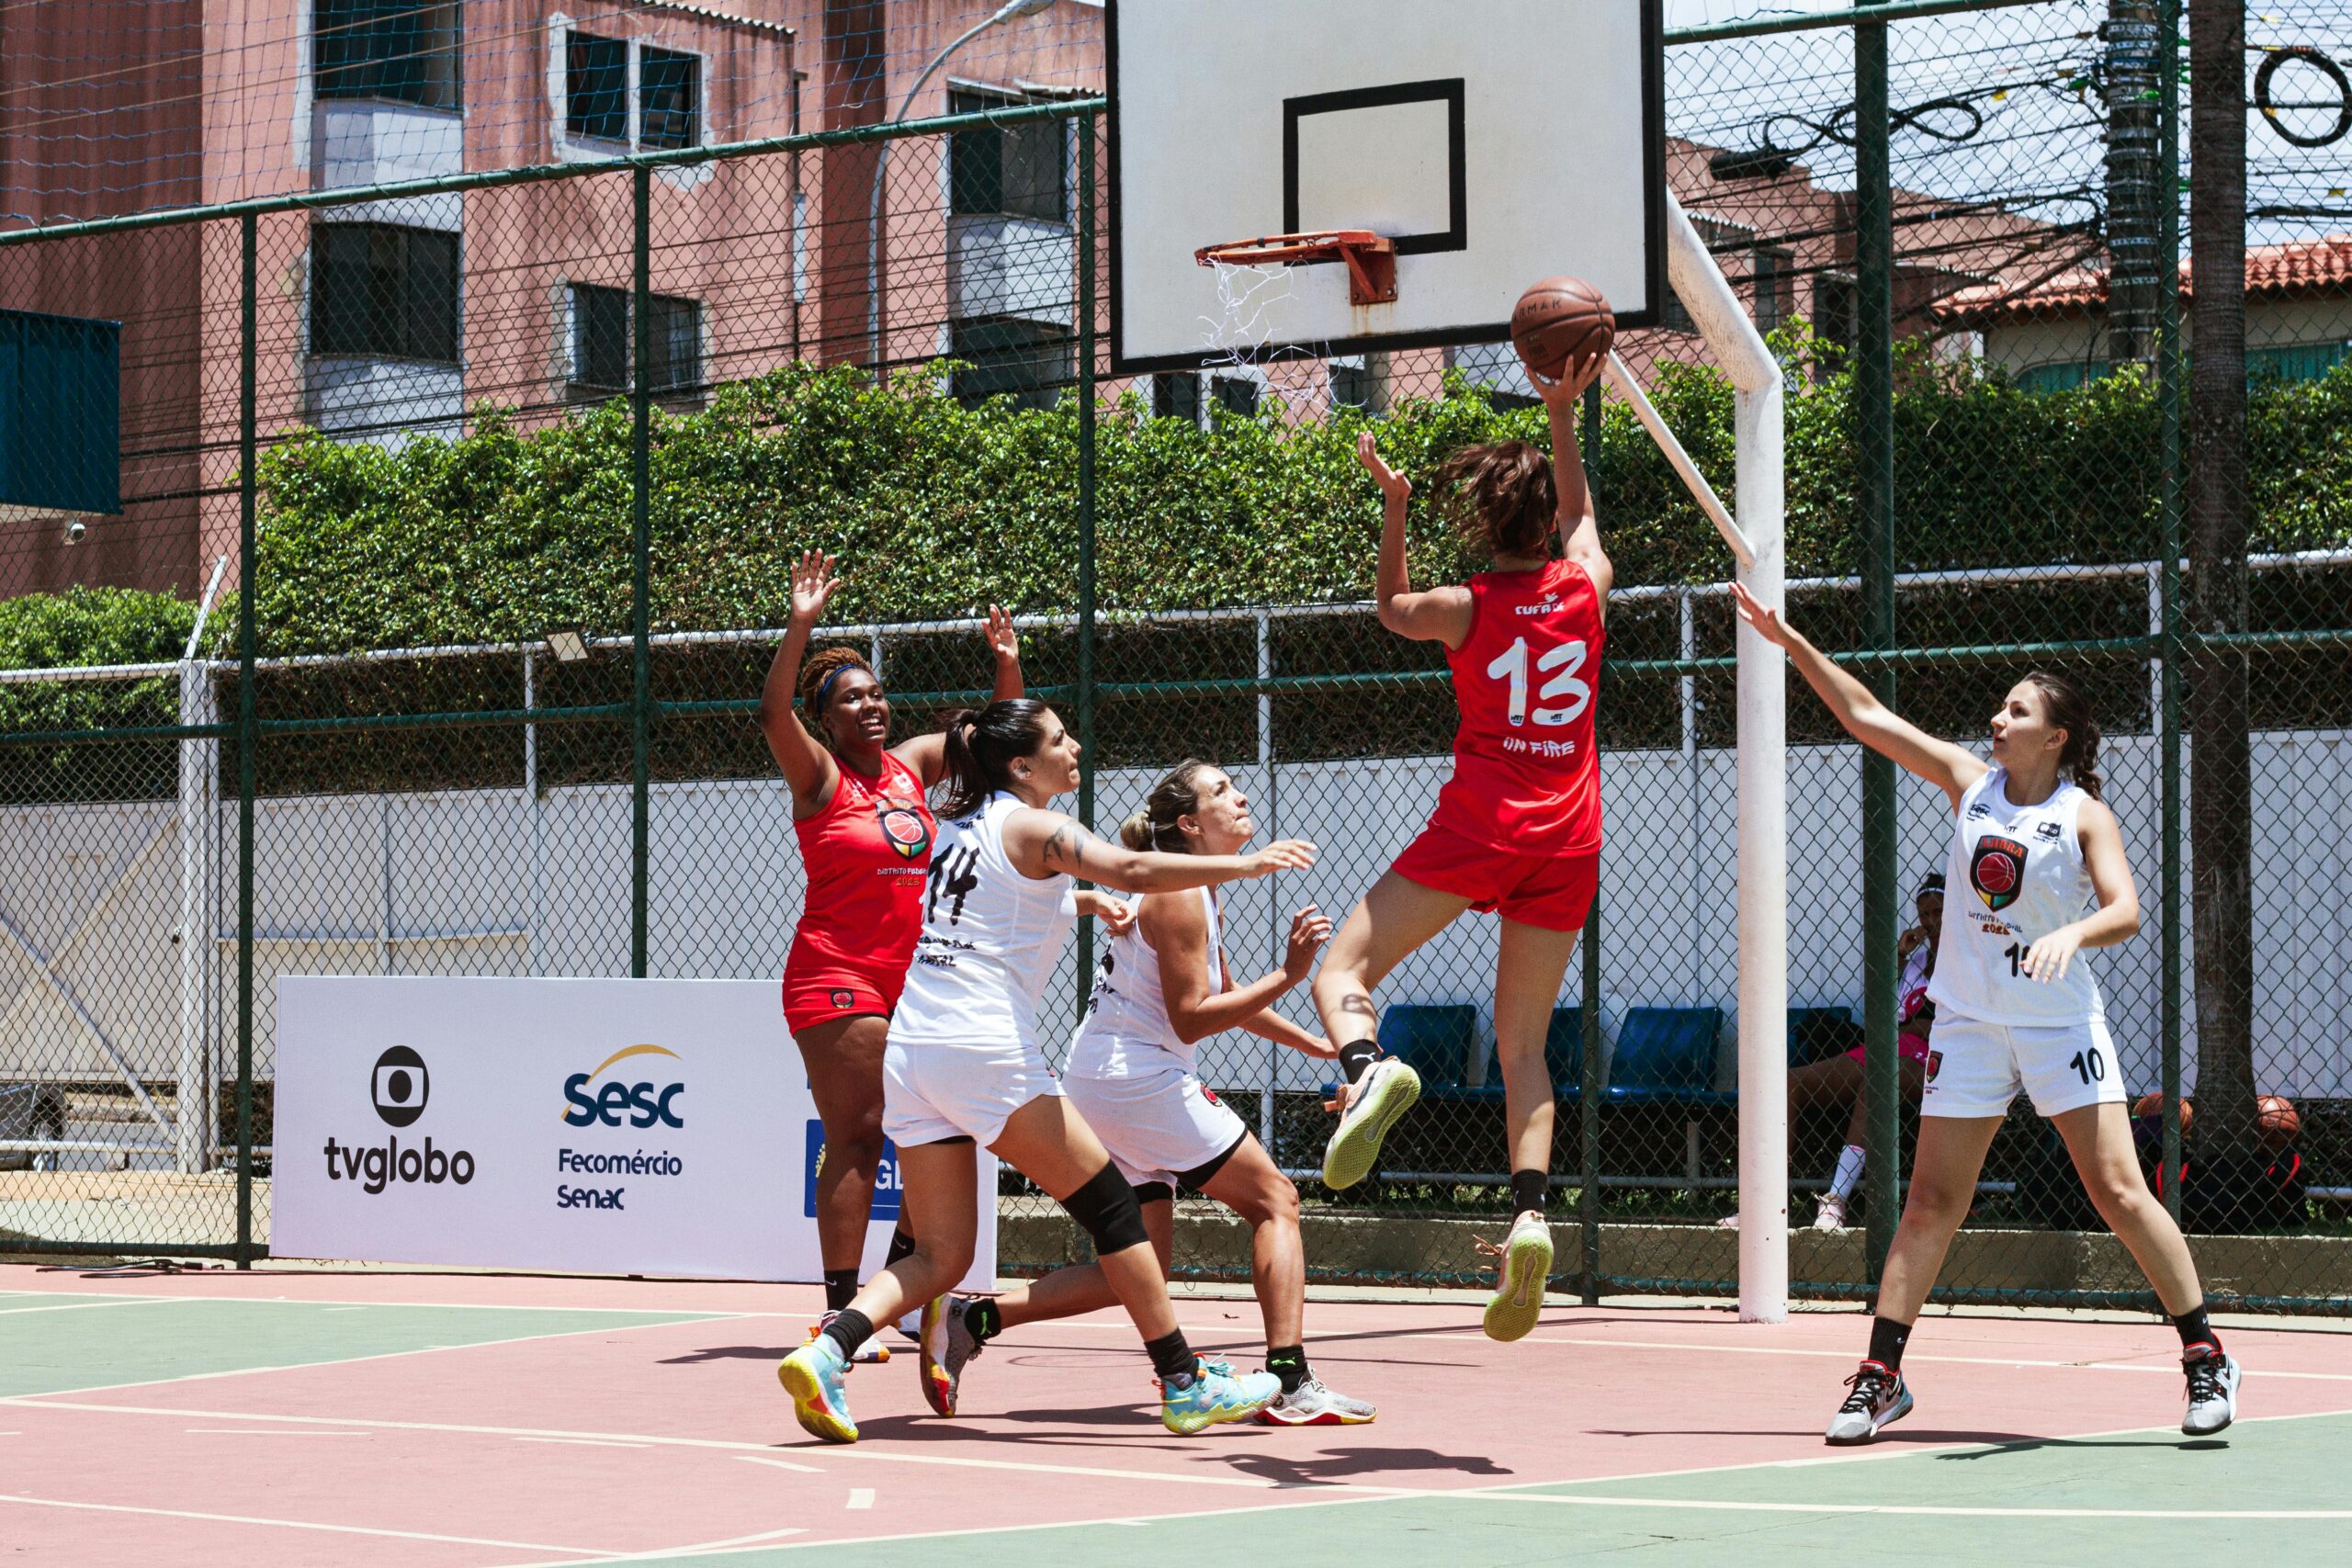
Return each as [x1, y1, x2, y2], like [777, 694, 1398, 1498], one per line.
[273, 976, 995, 1287]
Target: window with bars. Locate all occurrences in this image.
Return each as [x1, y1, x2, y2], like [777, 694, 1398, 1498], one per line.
[566, 31, 630, 142]
[949, 90, 1069, 223]
[951, 318, 1073, 410]
[1152, 372, 1202, 423]
[311, 224, 460, 364]
[315, 1, 462, 111]
[639, 47, 701, 151]
[565, 32, 702, 150]
[1211, 374, 1260, 417]
[1754, 246, 1794, 336]
[568, 285, 704, 395]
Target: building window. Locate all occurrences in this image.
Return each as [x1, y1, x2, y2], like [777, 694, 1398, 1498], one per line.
[1815, 272, 1858, 361]
[566, 31, 630, 142]
[1329, 358, 1375, 412]
[315, 1, 462, 111]
[1753, 246, 1794, 336]
[568, 284, 704, 395]
[1152, 372, 1202, 423]
[949, 90, 1069, 222]
[312, 224, 459, 364]
[1211, 374, 1260, 417]
[639, 47, 701, 151]
[952, 318, 1073, 409]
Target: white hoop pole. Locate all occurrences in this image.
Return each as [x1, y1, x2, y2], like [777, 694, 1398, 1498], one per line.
[1600, 355, 1756, 570]
[1662, 192, 1789, 1323]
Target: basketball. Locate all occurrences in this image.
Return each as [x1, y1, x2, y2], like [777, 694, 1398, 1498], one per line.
[2131, 1092, 2194, 1136]
[1511, 276, 1615, 381]
[2257, 1093, 2301, 1150]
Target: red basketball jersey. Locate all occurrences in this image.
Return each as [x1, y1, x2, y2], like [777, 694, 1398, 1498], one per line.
[1429, 558, 1605, 854]
[789, 752, 936, 971]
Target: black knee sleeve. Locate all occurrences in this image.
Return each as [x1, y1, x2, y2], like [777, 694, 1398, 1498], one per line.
[1060, 1162, 1151, 1256]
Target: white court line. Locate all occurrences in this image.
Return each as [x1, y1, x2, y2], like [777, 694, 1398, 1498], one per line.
[0, 1298, 176, 1317]
[6, 1311, 739, 1401]
[0, 1285, 789, 1317]
[738, 1456, 825, 1475]
[846, 1489, 875, 1511]
[517, 1438, 657, 1450]
[0, 1493, 616, 1556]
[1480, 1494, 2352, 1520]
[187, 1428, 368, 1437]
[494, 1527, 810, 1568]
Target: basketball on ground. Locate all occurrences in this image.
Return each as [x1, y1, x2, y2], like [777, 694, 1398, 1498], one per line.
[2131, 1091, 2193, 1135]
[2256, 1093, 2301, 1150]
[1511, 276, 1615, 380]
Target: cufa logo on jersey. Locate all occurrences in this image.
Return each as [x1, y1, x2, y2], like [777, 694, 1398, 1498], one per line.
[1970, 834, 2028, 911]
[876, 795, 932, 861]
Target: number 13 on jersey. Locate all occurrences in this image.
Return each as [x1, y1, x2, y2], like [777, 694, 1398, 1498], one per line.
[1487, 637, 1592, 728]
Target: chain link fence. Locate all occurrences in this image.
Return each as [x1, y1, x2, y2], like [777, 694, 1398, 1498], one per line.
[0, 0, 2346, 1311]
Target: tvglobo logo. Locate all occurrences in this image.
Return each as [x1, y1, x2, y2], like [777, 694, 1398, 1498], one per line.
[324, 1046, 476, 1193]
[560, 1043, 687, 1129]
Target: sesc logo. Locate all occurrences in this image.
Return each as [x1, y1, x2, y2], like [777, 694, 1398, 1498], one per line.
[560, 1044, 687, 1130]
[804, 1119, 901, 1221]
[372, 1045, 429, 1127]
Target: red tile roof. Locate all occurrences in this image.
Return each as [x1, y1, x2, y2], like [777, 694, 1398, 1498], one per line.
[1932, 235, 2352, 321]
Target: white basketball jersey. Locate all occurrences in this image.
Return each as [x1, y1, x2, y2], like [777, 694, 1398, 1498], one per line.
[1067, 888, 1223, 1078]
[890, 793, 1078, 1046]
[1928, 767, 2104, 1026]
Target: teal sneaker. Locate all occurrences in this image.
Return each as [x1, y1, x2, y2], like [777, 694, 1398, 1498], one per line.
[777, 1336, 859, 1443]
[1321, 1057, 1421, 1190]
[1160, 1362, 1281, 1435]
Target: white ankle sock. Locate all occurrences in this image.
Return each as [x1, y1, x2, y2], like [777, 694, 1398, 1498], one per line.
[1827, 1144, 1866, 1201]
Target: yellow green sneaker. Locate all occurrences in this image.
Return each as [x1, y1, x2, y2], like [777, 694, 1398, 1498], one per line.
[1480, 1211, 1554, 1343]
[1320, 1057, 1420, 1190]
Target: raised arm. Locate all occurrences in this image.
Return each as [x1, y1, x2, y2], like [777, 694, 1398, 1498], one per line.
[1729, 581, 1986, 808]
[1533, 350, 1613, 605]
[1154, 899, 1332, 1046]
[756, 549, 842, 818]
[893, 604, 1023, 788]
[1359, 431, 1475, 647]
[1001, 809, 1314, 894]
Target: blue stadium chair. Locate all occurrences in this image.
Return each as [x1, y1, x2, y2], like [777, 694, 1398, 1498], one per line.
[1602, 1006, 1733, 1106]
[1546, 1007, 1589, 1097]
[1789, 1005, 1858, 1067]
[1376, 1004, 1478, 1100]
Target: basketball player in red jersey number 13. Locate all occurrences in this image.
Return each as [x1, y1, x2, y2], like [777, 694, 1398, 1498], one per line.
[1317, 348, 1611, 1344]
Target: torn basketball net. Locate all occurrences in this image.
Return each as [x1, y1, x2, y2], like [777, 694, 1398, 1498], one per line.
[1193, 231, 1395, 421]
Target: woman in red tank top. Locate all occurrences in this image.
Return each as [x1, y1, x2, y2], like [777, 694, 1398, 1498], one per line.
[758, 550, 1023, 1351]
[1313, 353, 1613, 1345]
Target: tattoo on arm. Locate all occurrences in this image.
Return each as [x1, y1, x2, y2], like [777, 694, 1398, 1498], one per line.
[1040, 824, 1087, 874]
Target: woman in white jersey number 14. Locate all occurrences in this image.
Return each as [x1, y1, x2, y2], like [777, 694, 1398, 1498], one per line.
[1732, 584, 2241, 1448]
[776, 700, 1317, 1445]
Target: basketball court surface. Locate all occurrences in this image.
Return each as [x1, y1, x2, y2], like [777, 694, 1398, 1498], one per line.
[6, 1264, 2348, 1566]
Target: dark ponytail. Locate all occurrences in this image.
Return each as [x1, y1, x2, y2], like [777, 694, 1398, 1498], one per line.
[1435, 440, 1558, 559]
[2023, 670, 2104, 801]
[937, 698, 1054, 818]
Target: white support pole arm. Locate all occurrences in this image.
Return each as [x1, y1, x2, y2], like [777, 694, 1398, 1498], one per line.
[1600, 353, 1756, 570]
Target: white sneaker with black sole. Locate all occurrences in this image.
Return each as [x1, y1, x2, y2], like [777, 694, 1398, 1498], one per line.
[1825, 1359, 1912, 1445]
[2182, 1344, 2241, 1436]
[1258, 1375, 1377, 1426]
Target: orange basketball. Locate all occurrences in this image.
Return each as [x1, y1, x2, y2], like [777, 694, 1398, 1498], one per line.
[2132, 1092, 2194, 1136]
[2256, 1093, 2301, 1150]
[1511, 276, 1615, 381]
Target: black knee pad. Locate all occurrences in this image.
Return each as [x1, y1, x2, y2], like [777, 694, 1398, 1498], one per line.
[1059, 1161, 1150, 1256]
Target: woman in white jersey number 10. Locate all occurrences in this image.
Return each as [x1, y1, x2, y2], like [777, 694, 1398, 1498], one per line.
[1732, 585, 2242, 1447]
[924, 760, 1377, 1427]
[776, 701, 1317, 1444]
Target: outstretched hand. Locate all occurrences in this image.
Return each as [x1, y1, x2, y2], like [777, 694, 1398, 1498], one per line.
[1356, 431, 1411, 502]
[789, 549, 838, 626]
[1728, 581, 1796, 649]
[1529, 347, 1608, 408]
[984, 603, 1019, 666]
[1245, 840, 1318, 877]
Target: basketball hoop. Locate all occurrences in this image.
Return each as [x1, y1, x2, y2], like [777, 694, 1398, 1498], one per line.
[1194, 231, 1398, 307]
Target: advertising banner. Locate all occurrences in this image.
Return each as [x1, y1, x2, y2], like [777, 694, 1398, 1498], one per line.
[273, 976, 996, 1287]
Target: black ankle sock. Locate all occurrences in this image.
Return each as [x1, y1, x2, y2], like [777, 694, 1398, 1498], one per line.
[820, 1307, 874, 1359]
[1338, 1040, 1379, 1086]
[1867, 1314, 1912, 1371]
[2173, 1305, 2221, 1357]
[1510, 1168, 1550, 1217]
[885, 1228, 918, 1268]
[821, 1269, 859, 1314]
[1265, 1345, 1309, 1395]
[1144, 1328, 1198, 1384]
[966, 1297, 1004, 1344]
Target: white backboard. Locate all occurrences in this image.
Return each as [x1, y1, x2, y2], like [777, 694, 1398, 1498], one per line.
[1108, 0, 1666, 373]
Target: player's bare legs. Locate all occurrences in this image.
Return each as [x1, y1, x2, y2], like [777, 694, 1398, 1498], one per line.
[2052, 1100, 2203, 1311]
[1493, 918, 1578, 1179]
[1312, 873, 1471, 1189]
[1872, 1113, 2006, 1324]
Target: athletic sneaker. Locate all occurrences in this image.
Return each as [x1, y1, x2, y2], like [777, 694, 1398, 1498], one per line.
[806, 1311, 888, 1365]
[1321, 1057, 1421, 1190]
[2182, 1345, 2241, 1436]
[1824, 1359, 1912, 1445]
[777, 1337, 859, 1444]
[919, 1295, 983, 1418]
[1813, 1193, 1849, 1233]
[1160, 1362, 1281, 1435]
[1481, 1210, 1554, 1343]
[1259, 1375, 1377, 1426]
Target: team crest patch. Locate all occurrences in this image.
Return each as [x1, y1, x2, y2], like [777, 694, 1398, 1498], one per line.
[1926, 1050, 1942, 1082]
[830, 988, 855, 1010]
[876, 796, 933, 862]
[1970, 834, 2028, 911]
[1200, 1086, 1222, 1106]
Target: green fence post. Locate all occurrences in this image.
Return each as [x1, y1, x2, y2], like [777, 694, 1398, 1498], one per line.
[1073, 112, 1099, 1026]
[1579, 379, 1603, 1304]
[1855, 4, 1903, 1283]
[235, 212, 259, 1269]
[2155, 0, 2186, 1213]
[631, 164, 652, 980]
